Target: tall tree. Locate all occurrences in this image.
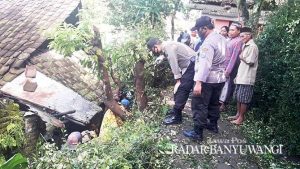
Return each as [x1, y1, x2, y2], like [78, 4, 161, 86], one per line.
[48, 23, 127, 120]
[107, 0, 178, 110]
[107, 0, 172, 28]
[169, 0, 183, 40]
[238, 0, 250, 22]
[251, 0, 264, 36]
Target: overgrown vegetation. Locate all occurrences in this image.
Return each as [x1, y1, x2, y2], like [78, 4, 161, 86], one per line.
[107, 0, 183, 28]
[0, 153, 28, 169]
[0, 99, 25, 166]
[31, 0, 178, 167]
[253, 2, 300, 155]
[32, 97, 174, 168]
[227, 2, 300, 168]
[241, 112, 300, 168]
[12, 0, 300, 168]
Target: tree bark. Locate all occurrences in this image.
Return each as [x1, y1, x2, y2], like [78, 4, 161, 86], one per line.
[288, 0, 295, 6]
[134, 59, 147, 111]
[171, 12, 175, 40]
[252, 0, 264, 36]
[91, 26, 127, 120]
[108, 56, 122, 101]
[238, 0, 249, 23]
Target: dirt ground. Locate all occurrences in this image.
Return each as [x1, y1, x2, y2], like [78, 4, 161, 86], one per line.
[159, 89, 259, 169]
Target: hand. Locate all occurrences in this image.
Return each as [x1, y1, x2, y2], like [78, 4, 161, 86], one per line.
[225, 71, 230, 78]
[154, 55, 165, 65]
[173, 80, 181, 94]
[193, 81, 202, 96]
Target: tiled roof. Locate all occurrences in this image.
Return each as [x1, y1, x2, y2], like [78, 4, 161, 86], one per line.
[189, 3, 239, 18]
[0, 0, 80, 85]
[29, 50, 105, 104]
[0, 0, 105, 104]
[190, 0, 254, 6]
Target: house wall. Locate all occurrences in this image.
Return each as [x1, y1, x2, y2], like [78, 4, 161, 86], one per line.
[214, 19, 231, 32]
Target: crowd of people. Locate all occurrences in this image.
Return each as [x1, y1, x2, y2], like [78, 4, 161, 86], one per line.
[146, 16, 259, 141]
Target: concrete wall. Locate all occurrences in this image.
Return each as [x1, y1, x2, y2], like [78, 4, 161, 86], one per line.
[214, 19, 231, 33]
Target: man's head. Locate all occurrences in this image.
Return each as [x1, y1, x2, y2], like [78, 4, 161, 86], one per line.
[228, 22, 242, 38]
[67, 131, 82, 150]
[220, 26, 229, 37]
[240, 27, 253, 43]
[180, 32, 191, 46]
[146, 38, 162, 56]
[191, 16, 214, 39]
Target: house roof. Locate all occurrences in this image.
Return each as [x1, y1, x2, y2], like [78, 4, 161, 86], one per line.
[188, 3, 239, 19]
[0, 0, 105, 104]
[1, 70, 102, 125]
[189, 0, 254, 6]
[0, 0, 80, 86]
[29, 50, 105, 103]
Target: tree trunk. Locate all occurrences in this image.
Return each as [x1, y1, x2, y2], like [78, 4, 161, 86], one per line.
[134, 59, 147, 111]
[238, 0, 249, 23]
[252, 0, 264, 36]
[108, 56, 122, 101]
[23, 114, 45, 156]
[91, 26, 127, 120]
[288, 0, 295, 6]
[171, 12, 175, 40]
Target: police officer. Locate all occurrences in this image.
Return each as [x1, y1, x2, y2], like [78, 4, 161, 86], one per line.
[147, 38, 196, 125]
[183, 16, 227, 140]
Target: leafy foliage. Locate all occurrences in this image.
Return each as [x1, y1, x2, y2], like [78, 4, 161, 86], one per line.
[104, 24, 167, 85]
[32, 102, 174, 169]
[0, 100, 25, 151]
[246, 2, 300, 155]
[0, 153, 28, 169]
[47, 22, 93, 57]
[107, 0, 182, 28]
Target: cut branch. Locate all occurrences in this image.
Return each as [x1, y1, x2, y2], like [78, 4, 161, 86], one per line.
[134, 59, 148, 111]
[91, 26, 127, 120]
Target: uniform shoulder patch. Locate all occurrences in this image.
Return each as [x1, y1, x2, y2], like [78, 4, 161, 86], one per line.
[202, 47, 209, 52]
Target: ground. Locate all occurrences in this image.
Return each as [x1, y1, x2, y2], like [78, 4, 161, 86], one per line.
[159, 88, 259, 169]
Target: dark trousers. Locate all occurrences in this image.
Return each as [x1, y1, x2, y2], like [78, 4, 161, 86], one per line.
[172, 60, 195, 117]
[225, 60, 240, 103]
[192, 82, 224, 129]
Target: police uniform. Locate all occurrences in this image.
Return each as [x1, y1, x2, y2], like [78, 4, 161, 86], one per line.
[193, 31, 227, 130]
[161, 41, 197, 124]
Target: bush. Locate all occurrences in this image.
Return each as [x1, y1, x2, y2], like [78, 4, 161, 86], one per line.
[251, 2, 300, 155]
[0, 99, 25, 161]
[32, 103, 173, 169]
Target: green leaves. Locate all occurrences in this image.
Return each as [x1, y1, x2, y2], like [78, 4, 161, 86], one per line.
[104, 24, 166, 85]
[33, 110, 172, 168]
[48, 23, 92, 56]
[0, 101, 25, 151]
[0, 154, 28, 169]
[250, 2, 300, 157]
[107, 0, 181, 28]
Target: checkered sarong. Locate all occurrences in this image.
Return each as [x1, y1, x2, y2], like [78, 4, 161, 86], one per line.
[234, 84, 254, 104]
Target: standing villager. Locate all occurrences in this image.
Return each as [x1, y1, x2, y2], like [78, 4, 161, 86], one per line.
[231, 27, 259, 125]
[219, 22, 244, 113]
[219, 25, 229, 41]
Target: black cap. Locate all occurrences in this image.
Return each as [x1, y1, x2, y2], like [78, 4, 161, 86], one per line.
[191, 16, 212, 31]
[240, 27, 252, 33]
[180, 32, 191, 43]
[146, 38, 159, 50]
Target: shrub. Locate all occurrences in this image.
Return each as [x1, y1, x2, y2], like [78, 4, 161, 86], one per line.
[0, 99, 25, 159]
[252, 2, 300, 155]
[32, 104, 173, 168]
